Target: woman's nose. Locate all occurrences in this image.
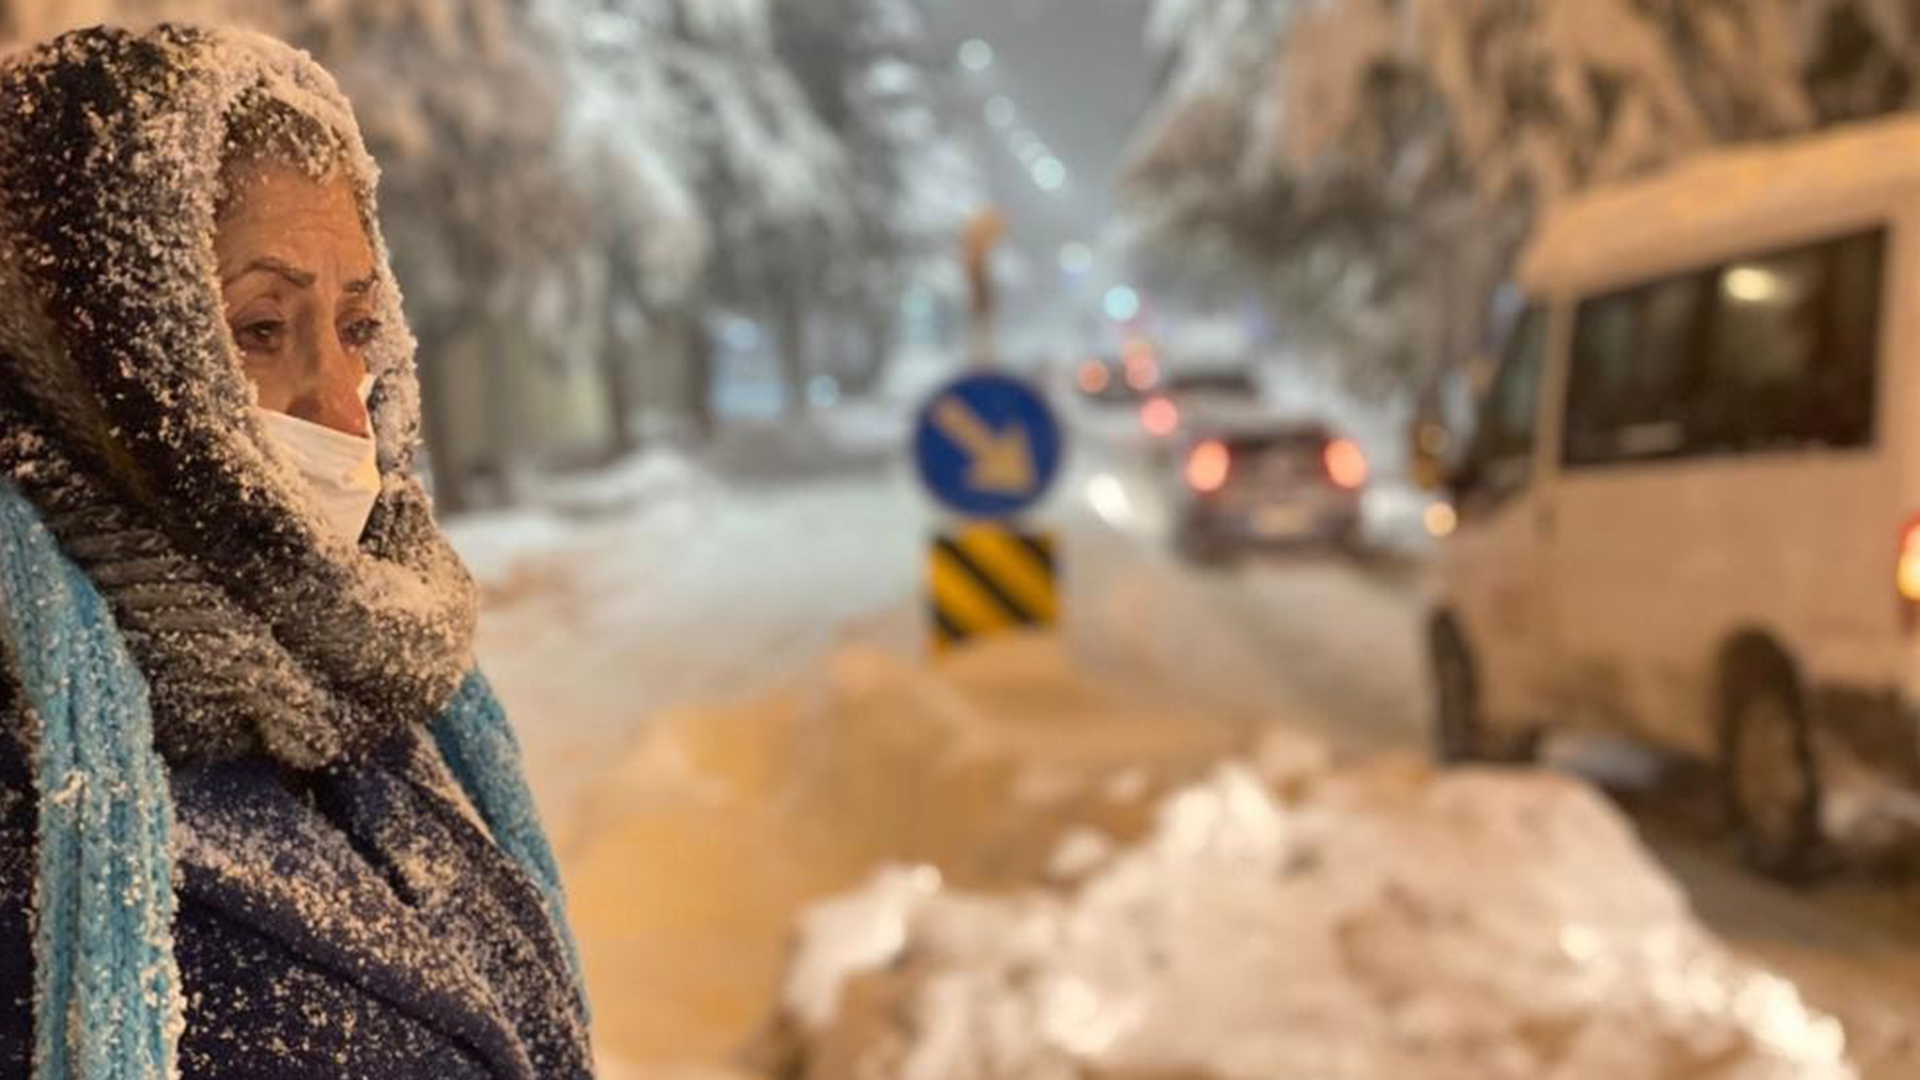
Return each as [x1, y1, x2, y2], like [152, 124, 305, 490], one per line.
[287, 325, 369, 438]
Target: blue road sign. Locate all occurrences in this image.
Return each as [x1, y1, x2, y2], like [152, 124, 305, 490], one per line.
[914, 371, 1063, 518]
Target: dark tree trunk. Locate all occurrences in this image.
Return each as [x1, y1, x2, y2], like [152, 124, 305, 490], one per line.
[774, 282, 811, 415]
[413, 317, 472, 516]
[843, 302, 895, 396]
[479, 324, 521, 507]
[600, 256, 640, 458]
[675, 306, 717, 439]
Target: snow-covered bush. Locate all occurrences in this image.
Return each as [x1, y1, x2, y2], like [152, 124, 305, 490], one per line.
[775, 762, 1858, 1080]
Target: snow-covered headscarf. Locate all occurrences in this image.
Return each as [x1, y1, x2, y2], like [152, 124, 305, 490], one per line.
[0, 23, 478, 769]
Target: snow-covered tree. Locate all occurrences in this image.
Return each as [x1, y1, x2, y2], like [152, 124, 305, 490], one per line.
[545, 0, 856, 419]
[1125, 0, 1438, 393]
[673, 0, 854, 414]
[539, 0, 710, 450]
[776, 0, 982, 394]
[1126, 0, 1920, 397]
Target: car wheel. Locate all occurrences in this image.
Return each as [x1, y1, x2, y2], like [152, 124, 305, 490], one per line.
[1431, 622, 1485, 762]
[1430, 621, 1538, 765]
[1722, 660, 1825, 881]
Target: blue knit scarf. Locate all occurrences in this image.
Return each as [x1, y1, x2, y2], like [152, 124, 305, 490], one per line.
[0, 482, 584, 1080]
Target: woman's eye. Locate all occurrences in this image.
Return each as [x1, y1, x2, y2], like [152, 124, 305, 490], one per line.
[341, 318, 382, 348]
[234, 320, 284, 351]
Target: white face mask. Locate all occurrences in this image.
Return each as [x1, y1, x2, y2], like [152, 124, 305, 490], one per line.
[252, 378, 381, 544]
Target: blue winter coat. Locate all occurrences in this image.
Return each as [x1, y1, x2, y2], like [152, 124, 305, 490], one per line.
[0, 675, 592, 1080]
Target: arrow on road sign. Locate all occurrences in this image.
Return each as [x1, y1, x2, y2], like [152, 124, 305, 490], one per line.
[932, 396, 1036, 496]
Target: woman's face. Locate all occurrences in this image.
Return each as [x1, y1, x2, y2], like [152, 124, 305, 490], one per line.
[214, 162, 380, 438]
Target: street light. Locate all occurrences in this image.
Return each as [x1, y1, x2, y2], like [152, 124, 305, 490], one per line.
[1032, 156, 1067, 192]
[959, 39, 994, 72]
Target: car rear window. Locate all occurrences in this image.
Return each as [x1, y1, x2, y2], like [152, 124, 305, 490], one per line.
[1168, 371, 1257, 397]
[1224, 432, 1324, 458]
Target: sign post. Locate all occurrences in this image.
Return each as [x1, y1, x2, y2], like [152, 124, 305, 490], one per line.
[961, 210, 1006, 365]
[913, 371, 1064, 655]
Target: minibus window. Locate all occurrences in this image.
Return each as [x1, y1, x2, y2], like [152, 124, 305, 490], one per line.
[1698, 230, 1881, 453]
[1562, 229, 1883, 466]
[1456, 306, 1546, 513]
[1564, 275, 1705, 467]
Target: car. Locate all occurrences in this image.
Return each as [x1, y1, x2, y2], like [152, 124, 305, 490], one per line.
[1136, 364, 1261, 442]
[1072, 339, 1162, 406]
[1422, 114, 1920, 878]
[1172, 420, 1369, 563]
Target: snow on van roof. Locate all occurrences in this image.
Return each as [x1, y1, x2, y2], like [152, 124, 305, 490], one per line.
[1521, 114, 1920, 296]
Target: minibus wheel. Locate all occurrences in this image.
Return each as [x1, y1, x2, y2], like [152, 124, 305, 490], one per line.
[1430, 619, 1538, 765]
[1431, 620, 1489, 762]
[1722, 657, 1825, 881]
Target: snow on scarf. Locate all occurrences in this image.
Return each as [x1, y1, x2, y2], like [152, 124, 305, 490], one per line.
[0, 24, 477, 770]
[0, 481, 586, 1079]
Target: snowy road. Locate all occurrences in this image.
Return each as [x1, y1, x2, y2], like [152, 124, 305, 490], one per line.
[454, 411, 1920, 1078]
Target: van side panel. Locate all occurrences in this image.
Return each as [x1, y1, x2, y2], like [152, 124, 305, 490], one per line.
[1546, 215, 1911, 760]
[1550, 455, 1896, 758]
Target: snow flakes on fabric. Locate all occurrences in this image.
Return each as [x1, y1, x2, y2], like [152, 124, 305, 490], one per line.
[0, 483, 181, 1080]
[0, 24, 477, 770]
[0, 483, 591, 1080]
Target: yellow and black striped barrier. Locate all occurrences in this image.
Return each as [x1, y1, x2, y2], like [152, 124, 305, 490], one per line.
[928, 525, 1058, 655]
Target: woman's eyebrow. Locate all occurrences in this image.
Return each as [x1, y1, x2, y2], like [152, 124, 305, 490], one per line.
[222, 257, 315, 289]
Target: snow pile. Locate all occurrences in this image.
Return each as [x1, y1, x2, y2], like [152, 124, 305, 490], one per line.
[776, 762, 1857, 1080]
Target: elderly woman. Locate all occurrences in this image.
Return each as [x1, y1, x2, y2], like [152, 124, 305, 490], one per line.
[0, 25, 591, 1080]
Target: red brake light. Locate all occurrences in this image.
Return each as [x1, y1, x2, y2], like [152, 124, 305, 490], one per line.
[1324, 437, 1369, 490]
[1141, 396, 1180, 438]
[1122, 339, 1158, 390]
[1078, 361, 1111, 394]
[1186, 439, 1231, 493]
[1898, 517, 1920, 629]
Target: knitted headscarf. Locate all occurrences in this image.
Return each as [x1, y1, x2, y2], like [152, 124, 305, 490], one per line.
[0, 23, 478, 770]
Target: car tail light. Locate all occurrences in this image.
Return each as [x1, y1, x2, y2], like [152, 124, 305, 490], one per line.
[1186, 439, 1231, 494]
[1324, 437, 1369, 490]
[1077, 361, 1111, 394]
[1898, 516, 1920, 629]
[1122, 339, 1158, 390]
[1141, 396, 1180, 438]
